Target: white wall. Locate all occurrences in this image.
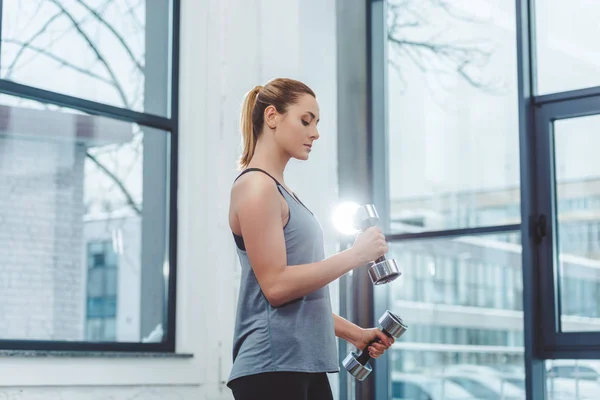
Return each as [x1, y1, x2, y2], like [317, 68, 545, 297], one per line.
[0, 0, 340, 399]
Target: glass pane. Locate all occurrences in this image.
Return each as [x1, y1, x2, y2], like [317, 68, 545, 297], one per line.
[87, 268, 106, 298]
[388, 232, 525, 399]
[554, 115, 600, 332]
[0, 94, 171, 342]
[535, 0, 600, 95]
[0, 0, 171, 116]
[546, 360, 600, 399]
[104, 268, 119, 296]
[386, 0, 520, 233]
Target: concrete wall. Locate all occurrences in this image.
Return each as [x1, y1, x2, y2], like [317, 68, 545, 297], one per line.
[0, 0, 340, 399]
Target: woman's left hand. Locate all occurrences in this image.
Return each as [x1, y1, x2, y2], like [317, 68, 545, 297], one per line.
[350, 327, 394, 359]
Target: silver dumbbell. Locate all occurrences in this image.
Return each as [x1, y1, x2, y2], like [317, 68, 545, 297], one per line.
[343, 310, 408, 381]
[354, 204, 401, 285]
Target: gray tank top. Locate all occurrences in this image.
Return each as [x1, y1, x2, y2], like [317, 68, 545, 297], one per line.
[227, 168, 339, 384]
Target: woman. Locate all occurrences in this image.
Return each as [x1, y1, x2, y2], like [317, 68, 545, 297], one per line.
[227, 78, 393, 400]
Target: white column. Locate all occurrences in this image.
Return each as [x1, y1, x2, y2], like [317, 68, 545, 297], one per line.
[178, 0, 340, 397]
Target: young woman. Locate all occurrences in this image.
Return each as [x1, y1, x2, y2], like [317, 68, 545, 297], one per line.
[227, 78, 393, 400]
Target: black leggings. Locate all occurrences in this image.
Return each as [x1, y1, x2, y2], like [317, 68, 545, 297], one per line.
[228, 371, 334, 400]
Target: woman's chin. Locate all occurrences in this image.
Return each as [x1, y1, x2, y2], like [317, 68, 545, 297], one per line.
[295, 154, 310, 161]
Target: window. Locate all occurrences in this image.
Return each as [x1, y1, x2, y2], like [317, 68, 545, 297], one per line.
[385, 0, 520, 233]
[534, 0, 600, 95]
[347, 0, 600, 397]
[547, 115, 600, 331]
[374, 2, 525, 397]
[388, 234, 525, 397]
[349, 0, 541, 398]
[534, 99, 600, 357]
[546, 360, 600, 399]
[0, 0, 179, 352]
[1, 0, 171, 116]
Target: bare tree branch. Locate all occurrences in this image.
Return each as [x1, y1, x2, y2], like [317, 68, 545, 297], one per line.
[73, 0, 143, 72]
[387, 0, 503, 93]
[122, 0, 145, 32]
[4, 12, 63, 79]
[397, 42, 428, 72]
[48, 0, 130, 108]
[86, 152, 141, 216]
[4, 0, 114, 78]
[3, 39, 115, 86]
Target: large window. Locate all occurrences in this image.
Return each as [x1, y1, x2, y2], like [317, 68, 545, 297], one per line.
[551, 115, 600, 331]
[388, 234, 525, 399]
[386, 0, 520, 233]
[1, 0, 170, 116]
[534, 95, 600, 366]
[376, 0, 526, 399]
[0, 0, 179, 352]
[354, 0, 600, 399]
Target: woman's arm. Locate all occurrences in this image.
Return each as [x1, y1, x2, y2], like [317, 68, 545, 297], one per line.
[333, 313, 362, 346]
[333, 313, 393, 358]
[233, 174, 386, 307]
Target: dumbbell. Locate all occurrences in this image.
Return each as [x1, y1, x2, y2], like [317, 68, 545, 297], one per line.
[342, 310, 408, 381]
[354, 204, 401, 285]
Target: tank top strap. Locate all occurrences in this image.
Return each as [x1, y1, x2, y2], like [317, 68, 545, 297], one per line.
[234, 168, 314, 216]
[234, 167, 283, 187]
[231, 167, 290, 251]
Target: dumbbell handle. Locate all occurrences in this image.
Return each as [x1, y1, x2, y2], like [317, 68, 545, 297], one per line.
[356, 330, 394, 365]
[357, 216, 387, 265]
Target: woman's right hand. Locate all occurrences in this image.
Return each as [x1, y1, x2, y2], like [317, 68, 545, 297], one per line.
[350, 226, 389, 266]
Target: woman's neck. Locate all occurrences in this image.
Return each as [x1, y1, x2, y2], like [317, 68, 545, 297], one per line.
[248, 138, 290, 183]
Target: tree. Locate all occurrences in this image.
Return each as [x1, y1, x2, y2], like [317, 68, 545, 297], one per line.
[387, 0, 505, 94]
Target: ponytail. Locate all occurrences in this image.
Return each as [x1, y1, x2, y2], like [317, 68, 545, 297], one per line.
[238, 85, 262, 170]
[237, 79, 316, 170]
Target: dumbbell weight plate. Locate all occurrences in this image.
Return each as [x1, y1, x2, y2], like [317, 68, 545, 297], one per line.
[342, 351, 373, 381]
[379, 310, 408, 339]
[342, 311, 408, 382]
[368, 258, 401, 285]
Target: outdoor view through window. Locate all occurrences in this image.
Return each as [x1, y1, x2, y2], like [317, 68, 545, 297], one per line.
[0, 0, 171, 345]
[385, 1, 600, 399]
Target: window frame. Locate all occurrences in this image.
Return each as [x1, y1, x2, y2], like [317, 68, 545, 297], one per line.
[535, 92, 600, 354]
[0, 0, 181, 354]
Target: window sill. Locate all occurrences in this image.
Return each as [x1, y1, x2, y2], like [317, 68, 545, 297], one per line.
[0, 350, 201, 386]
[0, 350, 194, 359]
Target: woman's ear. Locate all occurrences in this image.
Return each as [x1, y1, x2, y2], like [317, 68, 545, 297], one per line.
[264, 105, 277, 129]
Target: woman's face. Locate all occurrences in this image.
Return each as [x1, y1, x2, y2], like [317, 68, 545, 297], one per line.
[272, 94, 320, 161]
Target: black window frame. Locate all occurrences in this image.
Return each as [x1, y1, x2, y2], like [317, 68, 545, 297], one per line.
[0, 0, 181, 354]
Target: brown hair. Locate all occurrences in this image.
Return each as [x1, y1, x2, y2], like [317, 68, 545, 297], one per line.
[238, 78, 316, 169]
